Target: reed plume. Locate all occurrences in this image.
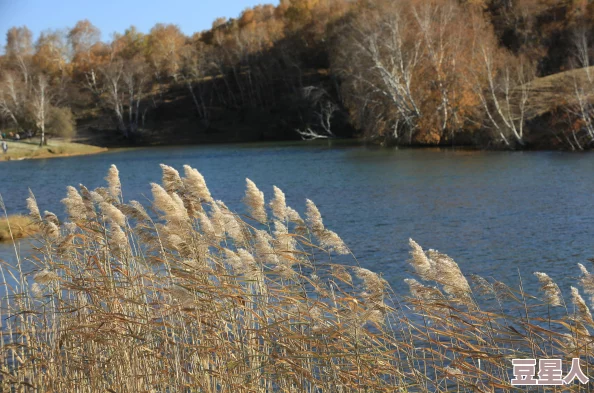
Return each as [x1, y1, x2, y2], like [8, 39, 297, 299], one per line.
[408, 238, 435, 281]
[534, 271, 562, 306]
[61, 185, 87, 221]
[1, 164, 593, 393]
[100, 202, 126, 227]
[183, 164, 213, 203]
[270, 185, 287, 221]
[44, 211, 59, 226]
[33, 269, 60, 284]
[106, 164, 121, 199]
[305, 198, 325, 233]
[26, 190, 41, 222]
[160, 163, 184, 193]
[571, 286, 593, 324]
[244, 178, 267, 222]
[578, 263, 594, 307]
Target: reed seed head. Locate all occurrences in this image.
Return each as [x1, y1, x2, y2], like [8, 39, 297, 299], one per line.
[244, 178, 267, 223]
[160, 164, 184, 193]
[305, 199, 325, 233]
[571, 286, 593, 324]
[534, 272, 562, 307]
[270, 186, 287, 221]
[408, 238, 435, 281]
[183, 165, 213, 203]
[105, 164, 121, 199]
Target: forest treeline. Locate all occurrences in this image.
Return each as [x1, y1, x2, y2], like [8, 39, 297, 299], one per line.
[3, 0, 594, 149]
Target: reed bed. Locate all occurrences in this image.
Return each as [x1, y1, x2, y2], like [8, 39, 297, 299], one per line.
[0, 164, 592, 392]
[0, 214, 38, 242]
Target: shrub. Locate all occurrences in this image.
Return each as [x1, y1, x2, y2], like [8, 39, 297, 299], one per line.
[47, 106, 76, 140]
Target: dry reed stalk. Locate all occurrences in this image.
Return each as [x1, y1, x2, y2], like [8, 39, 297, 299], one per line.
[0, 164, 592, 392]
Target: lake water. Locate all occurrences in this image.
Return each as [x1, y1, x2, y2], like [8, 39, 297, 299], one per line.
[0, 141, 593, 296]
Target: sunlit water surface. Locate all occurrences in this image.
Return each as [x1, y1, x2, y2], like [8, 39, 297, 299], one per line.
[0, 141, 592, 297]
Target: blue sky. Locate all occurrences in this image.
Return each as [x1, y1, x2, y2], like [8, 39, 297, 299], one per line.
[0, 0, 279, 45]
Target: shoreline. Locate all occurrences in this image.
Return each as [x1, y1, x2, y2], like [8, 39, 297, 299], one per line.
[0, 139, 109, 162]
[0, 135, 590, 163]
[77, 136, 589, 152]
[0, 215, 38, 242]
[1, 147, 109, 162]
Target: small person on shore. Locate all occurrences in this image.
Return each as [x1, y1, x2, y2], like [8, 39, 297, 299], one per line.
[2, 141, 8, 154]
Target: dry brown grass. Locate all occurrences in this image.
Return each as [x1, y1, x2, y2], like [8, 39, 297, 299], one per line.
[0, 139, 107, 161]
[523, 66, 594, 119]
[0, 164, 592, 392]
[0, 214, 39, 241]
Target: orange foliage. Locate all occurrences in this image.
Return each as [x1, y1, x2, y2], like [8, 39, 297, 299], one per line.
[5, 26, 33, 59]
[111, 26, 146, 61]
[1, 0, 587, 147]
[68, 20, 101, 58]
[33, 30, 69, 77]
[333, 0, 517, 144]
[146, 24, 187, 78]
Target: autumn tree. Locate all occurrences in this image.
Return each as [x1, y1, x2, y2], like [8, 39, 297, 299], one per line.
[67, 20, 107, 95]
[99, 60, 125, 132]
[5, 26, 33, 85]
[0, 71, 28, 131]
[469, 14, 534, 147]
[2, 0, 584, 148]
[212, 17, 228, 29]
[111, 26, 146, 61]
[179, 42, 213, 122]
[30, 74, 51, 145]
[284, 0, 319, 30]
[68, 20, 101, 62]
[98, 58, 151, 136]
[332, 0, 486, 144]
[33, 29, 70, 77]
[5, 26, 33, 57]
[0, 61, 74, 144]
[146, 24, 187, 80]
[122, 59, 151, 134]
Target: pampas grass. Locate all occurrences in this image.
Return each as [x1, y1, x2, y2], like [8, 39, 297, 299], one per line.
[244, 178, 267, 223]
[1, 164, 594, 392]
[534, 271, 562, 307]
[0, 214, 39, 241]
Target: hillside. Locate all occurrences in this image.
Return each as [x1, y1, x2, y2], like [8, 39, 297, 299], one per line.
[4, 0, 594, 150]
[525, 66, 594, 119]
[513, 66, 594, 149]
[72, 70, 356, 148]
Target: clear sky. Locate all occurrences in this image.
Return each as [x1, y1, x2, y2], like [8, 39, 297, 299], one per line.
[0, 0, 279, 44]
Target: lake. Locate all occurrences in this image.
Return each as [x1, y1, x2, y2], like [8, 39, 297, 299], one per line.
[0, 141, 593, 296]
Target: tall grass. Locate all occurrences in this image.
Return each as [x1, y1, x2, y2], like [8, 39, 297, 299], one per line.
[0, 164, 592, 392]
[0, 214, 38, 242]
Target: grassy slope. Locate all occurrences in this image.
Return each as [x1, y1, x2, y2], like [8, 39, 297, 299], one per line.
[0, 139, 107, 161]
[524, 66, 594, 119]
